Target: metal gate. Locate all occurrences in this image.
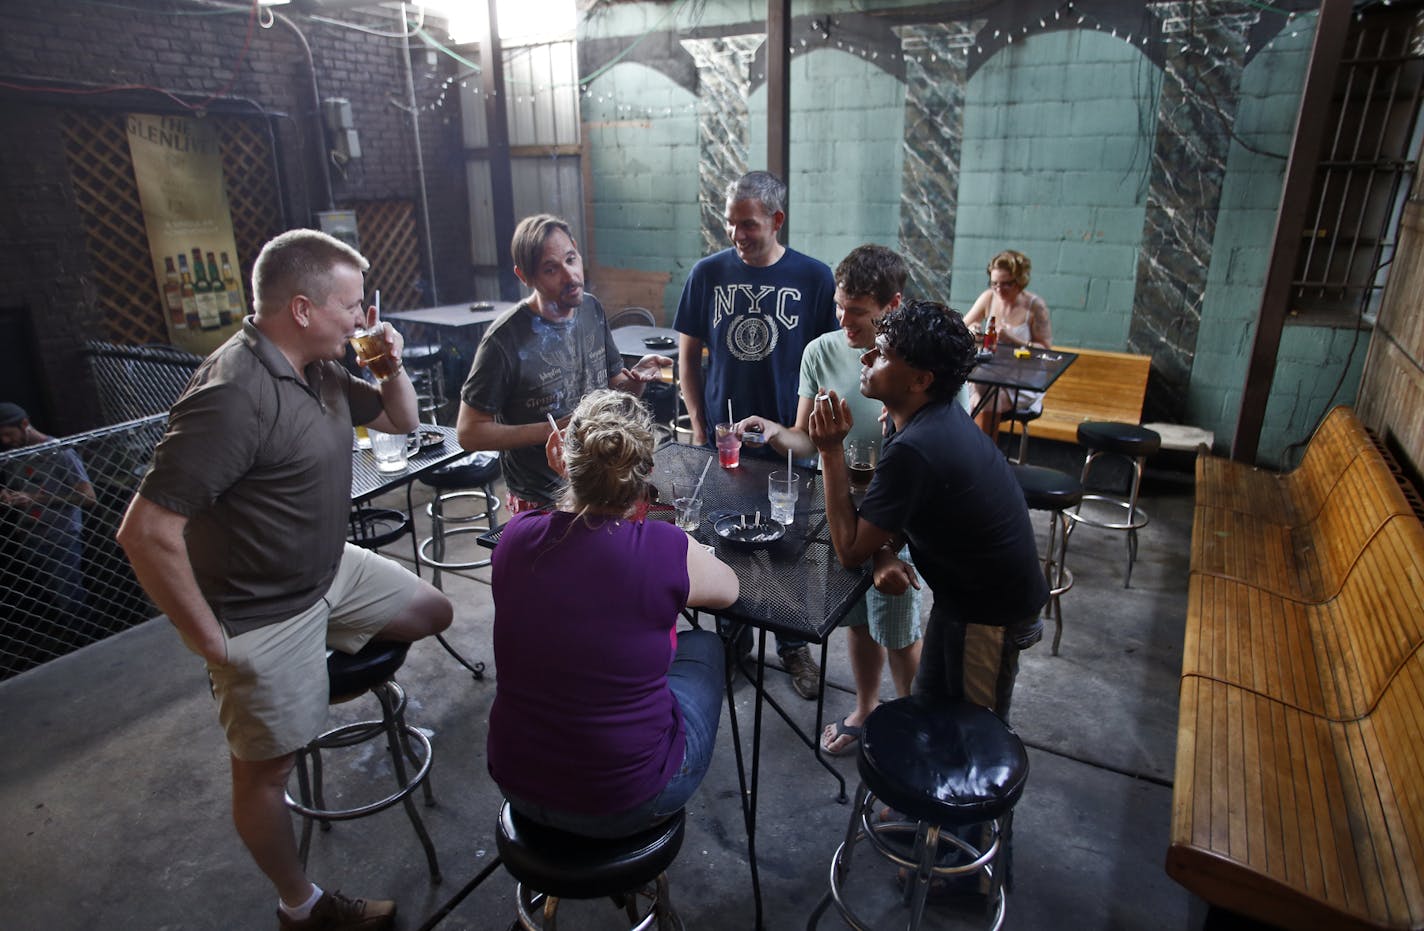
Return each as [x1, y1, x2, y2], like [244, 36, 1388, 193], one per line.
[462, 38, 583, 297]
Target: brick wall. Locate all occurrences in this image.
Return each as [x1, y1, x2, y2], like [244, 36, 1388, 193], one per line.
[0, 2, 473, 432]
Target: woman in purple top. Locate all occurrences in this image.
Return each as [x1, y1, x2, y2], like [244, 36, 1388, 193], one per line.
[488, 389, 739, 838]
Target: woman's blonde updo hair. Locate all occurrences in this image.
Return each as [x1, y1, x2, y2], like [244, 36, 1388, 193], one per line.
[987, 249, 1031, 289]
[561, 389, 656, 514]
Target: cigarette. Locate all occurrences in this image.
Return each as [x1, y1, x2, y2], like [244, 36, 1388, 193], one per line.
[546, 413, 560, 435]
[373, 289, 381, 317]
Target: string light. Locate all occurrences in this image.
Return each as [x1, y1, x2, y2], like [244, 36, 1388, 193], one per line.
[394, 0, 1315, 116]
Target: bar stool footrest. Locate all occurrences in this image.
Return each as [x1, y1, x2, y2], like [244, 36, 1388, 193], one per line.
[419, 526, 495, 570]
[1066, 493, 1150, 532]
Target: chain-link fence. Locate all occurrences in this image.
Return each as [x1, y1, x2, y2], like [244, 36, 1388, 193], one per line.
[1, 415, 166, 680]
[84, 341, 202, 425]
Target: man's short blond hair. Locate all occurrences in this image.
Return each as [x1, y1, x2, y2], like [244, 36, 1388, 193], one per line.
[252, 229, 369, 317]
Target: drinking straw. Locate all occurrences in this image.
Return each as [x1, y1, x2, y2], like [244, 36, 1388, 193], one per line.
[692, 455, 713, 502]
[787, 447, 792, 475]
[727, 398, 733, 426]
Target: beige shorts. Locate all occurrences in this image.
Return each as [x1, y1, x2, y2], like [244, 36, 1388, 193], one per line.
[204, 543, 419, 761]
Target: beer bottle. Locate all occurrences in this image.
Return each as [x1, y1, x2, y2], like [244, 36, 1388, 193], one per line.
[220, 252, 244, 322]
[207, 252, 230, 327]
[178, 253, 200, 330]
[162, 256, 185, 328]
[191, 248, 219, 330]
[983, 315, 999, 353]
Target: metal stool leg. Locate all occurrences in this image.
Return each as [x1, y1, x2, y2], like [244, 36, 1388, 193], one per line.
[1070, 448, 1149, 588]
[376, 683, 441, 882]
[1123, 455, 1145, 588]
[429, 494, 446, 591]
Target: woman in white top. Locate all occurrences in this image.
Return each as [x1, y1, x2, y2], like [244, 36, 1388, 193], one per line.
[962, 249, 1053, 438]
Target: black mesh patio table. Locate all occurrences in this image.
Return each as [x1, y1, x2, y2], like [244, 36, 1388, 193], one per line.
[648, 443, 868, 641]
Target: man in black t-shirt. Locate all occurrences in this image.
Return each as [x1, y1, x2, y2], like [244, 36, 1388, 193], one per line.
[809, 300, 1046, 720]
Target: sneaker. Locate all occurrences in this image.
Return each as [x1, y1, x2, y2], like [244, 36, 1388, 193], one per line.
[781, 646, 821, 700]
[277, 891, 396, 931]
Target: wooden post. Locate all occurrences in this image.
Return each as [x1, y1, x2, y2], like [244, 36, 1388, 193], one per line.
[477, 0, 519, 301]
[766, 0, 791, 241]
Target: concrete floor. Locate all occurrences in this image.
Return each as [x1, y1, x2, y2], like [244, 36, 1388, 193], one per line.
[0, 459, 1203, 930]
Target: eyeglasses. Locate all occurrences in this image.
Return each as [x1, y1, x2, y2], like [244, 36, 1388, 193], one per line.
[989, 280, 1017, 291]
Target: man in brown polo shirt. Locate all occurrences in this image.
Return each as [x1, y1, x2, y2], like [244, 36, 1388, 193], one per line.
[118, 229, 452, 931]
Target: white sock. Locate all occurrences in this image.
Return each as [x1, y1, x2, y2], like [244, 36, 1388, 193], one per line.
[279, 883, 323, 920]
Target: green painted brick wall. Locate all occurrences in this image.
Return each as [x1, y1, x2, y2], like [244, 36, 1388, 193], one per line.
[1191, 17, 1359, 466]
[579, 5, 1350, 466]
[950, 29, 1151, 353]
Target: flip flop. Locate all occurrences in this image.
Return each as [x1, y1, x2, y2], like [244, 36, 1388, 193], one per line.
[820, 717, 863, 756]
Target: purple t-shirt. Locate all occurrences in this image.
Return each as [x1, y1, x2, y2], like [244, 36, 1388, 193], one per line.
[488, 509, 691, 814]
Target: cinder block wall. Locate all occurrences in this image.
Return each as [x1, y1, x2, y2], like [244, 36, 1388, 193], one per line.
[949, 30, 1149, 349]
[578, 4, 1375, 467]
[0, 3, 472, 432]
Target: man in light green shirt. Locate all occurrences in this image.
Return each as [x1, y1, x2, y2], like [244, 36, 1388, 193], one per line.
[736, 244, 923, 755]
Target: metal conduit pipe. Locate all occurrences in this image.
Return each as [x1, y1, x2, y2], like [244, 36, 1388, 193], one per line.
[401, 2, 440, 305]
[271, 10, 336, 213]
[189, 0, 334, 213]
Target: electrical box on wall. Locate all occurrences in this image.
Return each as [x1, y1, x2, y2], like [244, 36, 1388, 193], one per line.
[322, 98, 361, 163]
[322, 98, 353, 131]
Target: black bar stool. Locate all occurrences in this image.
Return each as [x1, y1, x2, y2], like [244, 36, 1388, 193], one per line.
[1066, 421, 1161, 587]
[496, 800, 685, 930]
[417, 452, 502, 587]
[1001, 407, 1041, 464]
[347, 506, 411, 551]
[401, 343, 445, 424]
[809, 696, 1029, 931]
[285, 641, 441, 882]
[1011, 463, 1082, 655]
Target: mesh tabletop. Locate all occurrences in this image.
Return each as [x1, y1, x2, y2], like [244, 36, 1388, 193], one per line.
[967, 345, 1078, 393]
[351, 425, 466, 502]
[474, 444, 869, 641]
[651, 444, 868, 642]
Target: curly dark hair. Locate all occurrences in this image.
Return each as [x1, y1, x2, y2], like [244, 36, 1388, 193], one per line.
[834, 244, 907, 306]
[875, 300, 976, 401]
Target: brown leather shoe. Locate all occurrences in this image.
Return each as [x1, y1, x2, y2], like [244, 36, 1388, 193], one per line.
[277, 891, 396, 931]
[781, 646, 822, 700]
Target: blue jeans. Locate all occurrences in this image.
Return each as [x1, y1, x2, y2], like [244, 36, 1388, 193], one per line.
[506, 629, 726, 838]
[716, 616, 805, 657]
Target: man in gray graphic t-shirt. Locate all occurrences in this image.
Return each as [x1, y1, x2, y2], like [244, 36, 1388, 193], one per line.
[458, 214, 670, 509]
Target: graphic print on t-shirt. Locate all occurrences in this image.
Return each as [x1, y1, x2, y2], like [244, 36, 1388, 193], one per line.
[521, 315, 600, 416]
[712, 284, 804, 362]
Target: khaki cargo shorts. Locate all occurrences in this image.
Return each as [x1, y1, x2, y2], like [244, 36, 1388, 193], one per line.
[203, 544, 419, 761]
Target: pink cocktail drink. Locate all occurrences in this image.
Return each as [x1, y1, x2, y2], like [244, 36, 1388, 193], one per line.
[715, 423, 741, 469]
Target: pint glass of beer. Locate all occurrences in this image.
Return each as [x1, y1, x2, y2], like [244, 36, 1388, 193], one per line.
[349, 324, 400, 381]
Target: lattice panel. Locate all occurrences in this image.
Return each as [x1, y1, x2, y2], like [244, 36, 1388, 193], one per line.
[356, 200, 422, 310]
[217, 120, 283, 299]
[61, 111, 283, 346]
[61, 112, 163, 345]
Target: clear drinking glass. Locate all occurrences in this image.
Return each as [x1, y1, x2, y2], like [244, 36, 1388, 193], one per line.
[768, 470, 798, 524]
[369, 429, 409, 472]
[846, 438, 880, 494]
[672, 481, 702, 531]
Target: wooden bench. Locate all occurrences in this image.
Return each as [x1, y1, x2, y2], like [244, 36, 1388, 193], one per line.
[1170, 407, 1424, 929]
[999, 345, 1152, 445]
